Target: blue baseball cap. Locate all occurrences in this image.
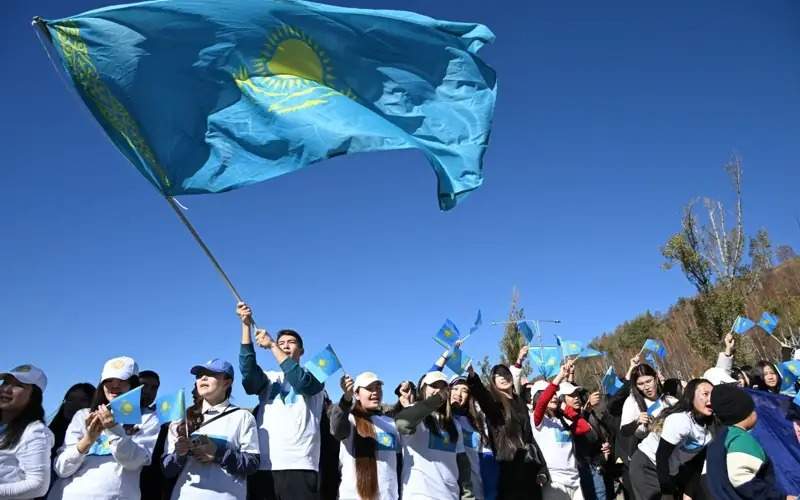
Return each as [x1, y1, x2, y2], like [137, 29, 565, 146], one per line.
[190, 359, 234, 379]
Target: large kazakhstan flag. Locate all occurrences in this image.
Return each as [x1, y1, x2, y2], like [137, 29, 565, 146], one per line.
[42, 0, 497, 210]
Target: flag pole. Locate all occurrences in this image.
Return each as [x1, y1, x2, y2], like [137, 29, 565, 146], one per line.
[164, 196, 244, 303]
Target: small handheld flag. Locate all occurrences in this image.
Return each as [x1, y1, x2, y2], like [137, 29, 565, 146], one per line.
[445, 348, 472, 375]
[556, 337, 583, 358]
[304, 344, 343, 383]
[642, 339, 667, 358]
[732, 315, 756, 335]
[468, 310, 483, 336]
[579, 347, 604, 359]
[109, 386, 142, 425]
[155, 389, 186, 424]
[531, 346, 561, 379]
[516, 321, 536, 344]
[794, 391, 800, 409]
[601, 366, 624, 396]
[779, 360, 800, 393]
[757, 312, 779, 335]
[434, 319, 461, 349]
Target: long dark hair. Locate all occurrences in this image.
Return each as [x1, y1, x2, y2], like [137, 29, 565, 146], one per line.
[749, 361, 782, 394]
[416, 381, 458, 443]
[0, 386, 45, 449]
[655, 378, 714, 432]
[630, 364, 663, 412]
[49, 382, 95, 452]
[91, 376, 140, 411]
[451, 380, 488, 444]
[177, 381, 233, 436]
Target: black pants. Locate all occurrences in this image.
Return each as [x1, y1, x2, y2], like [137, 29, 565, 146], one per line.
[247, 469, 319, 500]
[497, 451, 543, 500]
[629, 450, 660, 500]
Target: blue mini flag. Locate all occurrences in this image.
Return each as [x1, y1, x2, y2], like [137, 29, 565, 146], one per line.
[645, 352, 660, 370]
[375, 431, 398, 451]
[304, 344, 342, 383]
[516, 321, 536, 344]
[732, 315, 756, 335]
[579, 347, 604, 359]
[601, 366, 624, 396]
[434, 319, 461, 349]
[642, 339, 667, 358]
[446, 347, 472, 375]
[779, 361, 800, 393]
[155, 389, 186, 424]
[531, 346, 561, 379]
[468, 310, 483, 336]
[43, 0, 497, 211]
[109, 386, 142, 425]
[758, 312, 779, 335]
[556, 337, 583, 357]
[646, 398, 662, 417]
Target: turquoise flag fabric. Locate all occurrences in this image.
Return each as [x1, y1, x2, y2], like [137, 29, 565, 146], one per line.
[517, 320, 540, 344]
[642, 338, 667, 358]
[445, 347, 471, 375]
[531, 346, 561, 379]
[758, 311, 779, 335]
[434, 319, 461, 349]
[44, 0, 497, 210]
[109, 386, 142, 425]
[468, 310, 483, 336]
[556, 336, 583, 357]
[155, 388, 186, 424]
[732, 315, 756, 334]
[579, 346, 604, 359]
[304, 344, 342, 383]
[601, 366, 624, 396]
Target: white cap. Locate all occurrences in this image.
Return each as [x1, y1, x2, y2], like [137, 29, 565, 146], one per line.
[557, 382, 581, 397]
[420, 371, 448, 387]
[529, 380, 550, 395]
[0, 364, 47, 392]
[703, 367, 736, 386]
[353, 371, 383, 391]
[101, 356, 139, 382]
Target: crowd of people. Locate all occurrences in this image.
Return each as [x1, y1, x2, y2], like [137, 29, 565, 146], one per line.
[1, 302, 799, 499]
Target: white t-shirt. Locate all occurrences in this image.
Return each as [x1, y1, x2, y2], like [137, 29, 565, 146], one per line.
[166, 401, 260, 500]
[638, 411, 711, 475]
[51, 408, 160, 500]
[531, 414, 579, 488]
[401, 420, 464, 500]
[255, 370, 324, 471]
[338, 414, 399, 500]
[0, 420, 54, 499]
[454, 415, 484, 500]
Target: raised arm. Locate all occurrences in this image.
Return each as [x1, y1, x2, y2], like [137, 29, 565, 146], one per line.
[237, 303, 270, 395]
[465, 366, 502, 426]
[395, 393, 445, 435]
[330, 375, 355, 441]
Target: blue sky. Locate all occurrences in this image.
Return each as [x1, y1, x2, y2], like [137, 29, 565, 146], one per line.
[2, 0, 798, 415]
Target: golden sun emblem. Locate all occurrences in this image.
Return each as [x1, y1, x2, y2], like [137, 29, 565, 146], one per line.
[318, 359, 328, 367]
[160, 401, 171, 412]
[443, 330, 453, 338]
[255, 25, 335, 90]
[110, 359, 126, 370]
[234, 25, 354, 115]
[121, 401, 134, 415]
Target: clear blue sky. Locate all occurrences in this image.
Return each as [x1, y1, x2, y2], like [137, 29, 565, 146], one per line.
[2, 0, 799, 415]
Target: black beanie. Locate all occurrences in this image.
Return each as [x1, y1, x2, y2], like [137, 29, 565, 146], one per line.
[711, 384, 755, 425]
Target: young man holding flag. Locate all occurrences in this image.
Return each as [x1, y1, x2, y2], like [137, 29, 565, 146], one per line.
[237, 303, 325, 500]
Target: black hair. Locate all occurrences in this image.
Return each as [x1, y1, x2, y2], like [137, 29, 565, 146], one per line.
[91, 375, 140, 411]
[731, 366, 751, 387]
[662, 378, 684, 400]
[49, 382, 96, 452]
[276, 329, 304, 349]
[749, 361, 782, 394]
[630, 364, 663, 412]
[0, 385, 45, 450]
[138, 370, 160, 381]
[659, 378, 713, 425]
[178, 379, 234, 436]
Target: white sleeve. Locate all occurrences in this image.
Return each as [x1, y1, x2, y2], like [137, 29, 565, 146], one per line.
[0, 423, 54, 498]
[238, 412, 261, 455]
[54, 410, 90, 478]
[164, 421, 179, 455]
[659, 413, 689, 445]
[619, 396, 639, 428]
[716, 352, 733, 373]
[106, 412, 159, 470]
[509, 364, 523, 396]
